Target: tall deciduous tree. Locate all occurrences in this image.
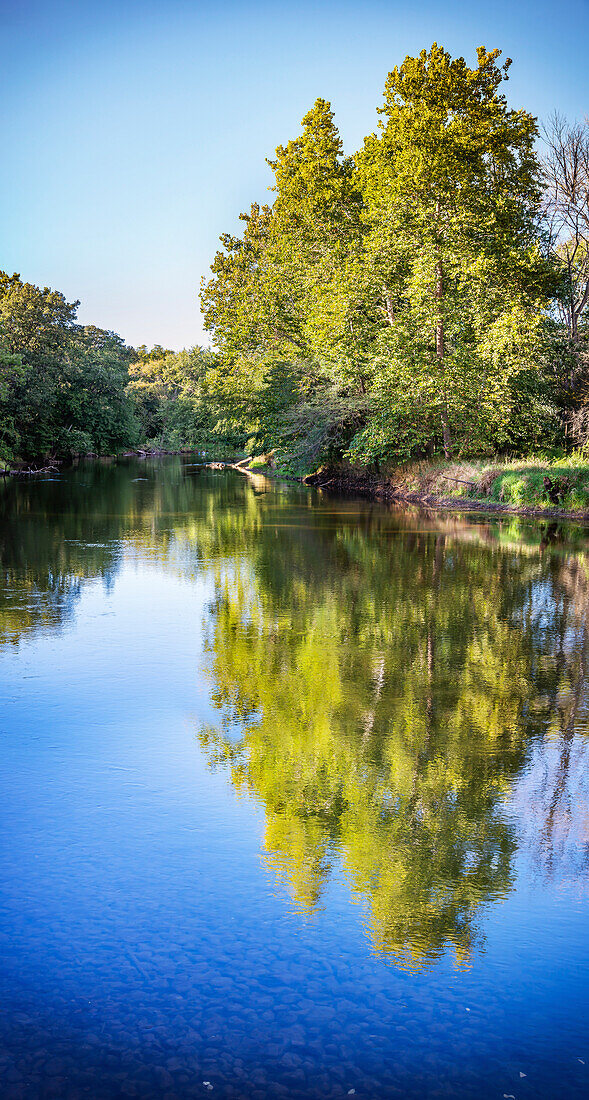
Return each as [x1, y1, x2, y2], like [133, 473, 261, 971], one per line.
[354, 44, 547, 459]
[201, 50, 556, 468]
[0, 273, 80, 457]
[200, 100, 368, 466]
[201, 100, 360, 362]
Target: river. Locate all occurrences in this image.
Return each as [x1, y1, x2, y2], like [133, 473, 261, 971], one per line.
[1, 458, 588, 1098]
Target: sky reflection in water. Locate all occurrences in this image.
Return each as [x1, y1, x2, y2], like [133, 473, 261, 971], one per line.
[0, 458, 588, 1098]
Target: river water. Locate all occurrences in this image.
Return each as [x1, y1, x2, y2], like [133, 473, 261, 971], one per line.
[1, 458, 588, 1099]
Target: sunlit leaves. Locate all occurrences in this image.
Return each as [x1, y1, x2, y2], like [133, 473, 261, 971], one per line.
[199, 46, 557, 467]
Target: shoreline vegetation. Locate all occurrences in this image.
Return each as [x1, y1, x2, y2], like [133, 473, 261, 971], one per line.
[4, 45, 589, 513]
[5, 448, 589, 521]
[306, 456, 589, 515]
[238, 453, 589, 520]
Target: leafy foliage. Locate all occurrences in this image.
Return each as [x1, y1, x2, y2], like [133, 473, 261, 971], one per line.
[128, 345, 224, 450]
[0, 273, 140, 461]
[0, 275, 226, 463]
[200, 45, 569, 469]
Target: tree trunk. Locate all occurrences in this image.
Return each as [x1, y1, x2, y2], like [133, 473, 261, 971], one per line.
[382, 286, 395, 327]
[436, 255, 451, 459]
[570, 256, 578, 342]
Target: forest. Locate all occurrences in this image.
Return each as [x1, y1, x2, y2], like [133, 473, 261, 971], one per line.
[2, 44, 589, 477]
[0, 272, 223, 465]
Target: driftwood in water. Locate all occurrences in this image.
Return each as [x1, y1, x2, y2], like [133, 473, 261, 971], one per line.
[9, 465, 60, 477]
[205, 459, 252, 473]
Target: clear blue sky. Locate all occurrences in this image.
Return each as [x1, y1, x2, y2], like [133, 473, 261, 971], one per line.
[1, 0, 588, 350]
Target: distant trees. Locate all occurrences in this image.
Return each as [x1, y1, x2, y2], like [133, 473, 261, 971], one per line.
[127, 344, 226, 451]
[0, 273, 79, 459]
[0, 272, 230, 463]
[0, 273, 140, 462]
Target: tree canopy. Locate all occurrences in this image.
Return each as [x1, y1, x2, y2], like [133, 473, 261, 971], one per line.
[200, 44, 581, 471]
[0, 275, 225, 463]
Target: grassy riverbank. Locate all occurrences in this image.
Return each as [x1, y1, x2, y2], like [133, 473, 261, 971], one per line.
[247, 454, 589, 518]
[385, 457, 589, 512]
[301, 455, 589, 514]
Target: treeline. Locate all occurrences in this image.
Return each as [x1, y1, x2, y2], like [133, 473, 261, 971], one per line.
[0, 276, 228, 464]
[199, 44, 589, 471]
[0, 272, 136, 462]
[4, 44, 589, 472]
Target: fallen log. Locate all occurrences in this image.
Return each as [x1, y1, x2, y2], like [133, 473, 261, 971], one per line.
[9, 465, 60, 476]
[439, 475, 477, 488]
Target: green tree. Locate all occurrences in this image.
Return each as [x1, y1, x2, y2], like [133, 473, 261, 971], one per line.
[200, 100, 365, 467]
[0, 334, 25, 462]
[351, 44, 548, 460]
[201, 51, 557, 469]
[54, 326, 138, 456]
[0, 273, 80, 457]
[0, 272, 138, 460]
[128, 345, 226, 450]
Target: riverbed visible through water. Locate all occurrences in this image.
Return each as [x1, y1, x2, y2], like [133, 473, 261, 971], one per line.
[1, 458, 588, 1098]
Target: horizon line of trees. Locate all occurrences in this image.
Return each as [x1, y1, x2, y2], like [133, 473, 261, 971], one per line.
[3, 43, 589, 470]
[0, 273, 228, 464]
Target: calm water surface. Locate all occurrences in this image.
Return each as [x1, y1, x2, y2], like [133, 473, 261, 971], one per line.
[1, 459, 588, 1099]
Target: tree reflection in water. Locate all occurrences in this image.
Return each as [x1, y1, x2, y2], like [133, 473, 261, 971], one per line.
[197, 502, 589, 970]
[3, 461, 589, 969]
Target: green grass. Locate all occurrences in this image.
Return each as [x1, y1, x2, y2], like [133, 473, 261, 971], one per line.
[246, 450, 589, 513]
[383, 455, 589, 512]
[488, 466, 589, 510]
[416, 457, 589, 511]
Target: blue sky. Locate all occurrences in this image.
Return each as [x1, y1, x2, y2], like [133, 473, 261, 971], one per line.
[1, 0, 589, 350]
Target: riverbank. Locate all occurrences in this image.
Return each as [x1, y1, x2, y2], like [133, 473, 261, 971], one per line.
[240, 455, 589, 521]
[7, 450, 589, 522]
[302, 457, 589, 519]
[0, 447, 235, 476]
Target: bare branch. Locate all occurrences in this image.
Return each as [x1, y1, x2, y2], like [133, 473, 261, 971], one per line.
[542, 114, 589, 339]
